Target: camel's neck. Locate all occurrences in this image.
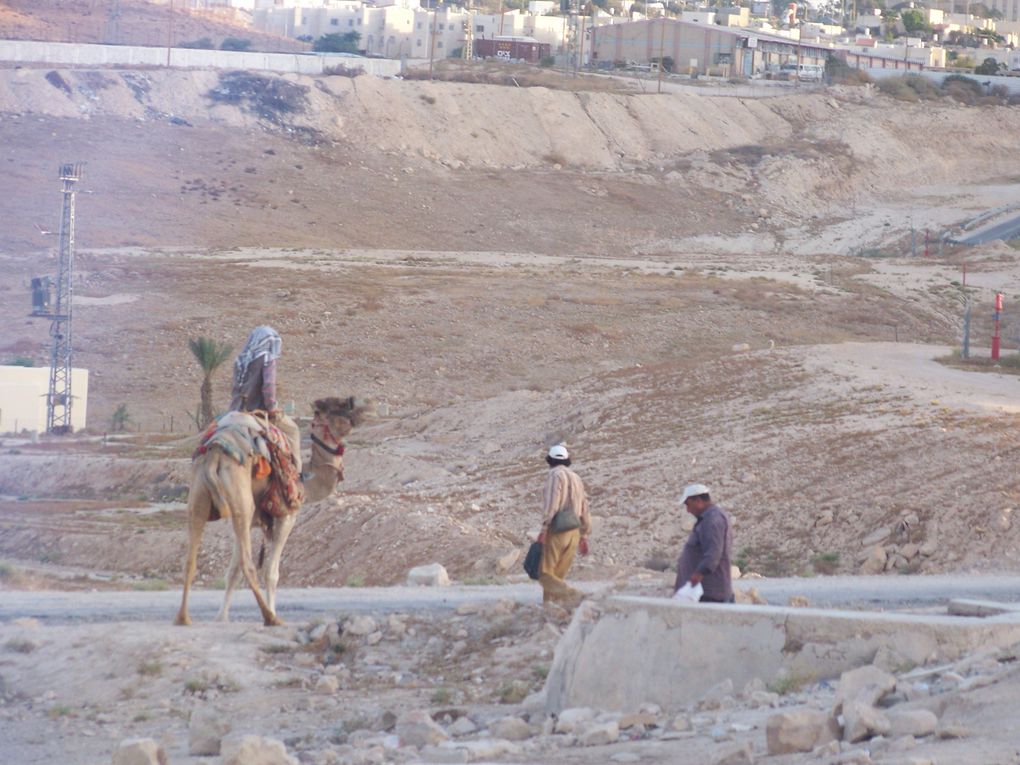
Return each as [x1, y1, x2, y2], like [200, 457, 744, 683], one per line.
[299, 459, 340, 505]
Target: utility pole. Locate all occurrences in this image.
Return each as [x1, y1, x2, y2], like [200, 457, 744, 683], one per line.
[463, 0, 473, 60]
[429, 0, 440, 80]
[657, 12, 666, 93]
[46, 163, 84, 435]
[167, 0, 174, 67]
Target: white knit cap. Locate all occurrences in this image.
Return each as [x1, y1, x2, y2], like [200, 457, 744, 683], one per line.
[548, 444, 569, 460]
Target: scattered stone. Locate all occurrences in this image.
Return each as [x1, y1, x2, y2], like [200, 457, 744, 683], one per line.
[188, 707, 230, 756]
[842, 700, 891, 743]
[496, 549, 520, 573]
[834, 666, 897, 713]
[396, 711, 449, 747]
[765, 710, 839, 754]
[448, 738, 520, 760]
[407, 563, 451, 587]
[619, 711, 658, 730]
[554, 707, 596, 734]
[448, 716, 478, 737]
[420, 746, 469, 764]
[667, 714, 692, 732]
[935, 722, 970, 739]
[609, 753, 641, 763]
[787, 595, 810, 608]
[579, 720, 619, 746]
[860, 546, 888, 575]
[112, 739, 168, 765]
[700, 678, 735, 710]
[735, 587, 767, 605]
[712, 741, 755, 765]
[886, 735, 918, 752]
[886, 709, 937, 738]
[489, 716, 531, 741]
[220, 735, 298, 765]
[862, 528, 892, 547]
[731, 343, 751, 353]
[749, 690, 780, 708]
[315, 675, 340, 694]
[344, 615, 378, 636]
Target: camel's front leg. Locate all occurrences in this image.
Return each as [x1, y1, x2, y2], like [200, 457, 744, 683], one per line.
[264, 514, 297, 616]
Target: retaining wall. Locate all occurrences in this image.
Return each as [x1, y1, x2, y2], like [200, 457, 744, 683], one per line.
[0, 40, 404, 78]
[543, 595, 1020, 713]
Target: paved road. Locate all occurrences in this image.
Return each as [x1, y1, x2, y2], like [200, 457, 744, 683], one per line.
[955, 211, 1020, 245]
[3, 575, 1020, 625]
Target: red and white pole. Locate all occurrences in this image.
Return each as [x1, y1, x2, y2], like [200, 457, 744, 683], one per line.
[992, 292, 1003, 361]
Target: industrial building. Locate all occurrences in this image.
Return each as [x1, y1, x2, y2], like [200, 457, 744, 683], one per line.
[0, 366, 89, 434]
[589, 18, 930, 76]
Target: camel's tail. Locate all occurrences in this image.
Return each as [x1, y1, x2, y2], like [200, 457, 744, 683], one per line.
[202, 453, 233, 521]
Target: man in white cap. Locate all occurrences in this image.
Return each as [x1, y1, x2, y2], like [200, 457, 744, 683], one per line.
[537, 444, 592, 606]
[674, 484, 734, 603]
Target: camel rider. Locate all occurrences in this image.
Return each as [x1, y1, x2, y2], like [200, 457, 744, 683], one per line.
[230, 326, 302, 474]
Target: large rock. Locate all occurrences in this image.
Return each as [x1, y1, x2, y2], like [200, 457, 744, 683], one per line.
[834, 665, 897, 713]
[112, 739, 168, 765]
[407, 563, 451, 587]
[188, 707, 230, 756]
[765, 710, 839, 754]
[579, 720, 620, 746]
[860, 546, 888, 575]
[553, 707, 596, 734]
[489, 716, 531, 741]
[842, 700, 891, 743]
[396, 710, 449, 747]
[887, 709, 938, 738]
[220, 735, 298, 765]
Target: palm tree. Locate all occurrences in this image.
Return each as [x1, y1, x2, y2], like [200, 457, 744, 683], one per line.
[188, 337, 233, 428]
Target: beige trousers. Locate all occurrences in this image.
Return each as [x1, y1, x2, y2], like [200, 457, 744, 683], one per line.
[539, 528, 583, 604]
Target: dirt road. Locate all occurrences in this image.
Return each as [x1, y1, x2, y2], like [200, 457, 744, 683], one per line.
[6, 576, 1020, 625]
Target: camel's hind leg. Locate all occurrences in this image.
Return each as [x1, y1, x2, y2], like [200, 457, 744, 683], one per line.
[174, 482, 212, 626]
[228, 493, 282, 627]
[216, 544, 244, 622]
[264, 513, 297, 616]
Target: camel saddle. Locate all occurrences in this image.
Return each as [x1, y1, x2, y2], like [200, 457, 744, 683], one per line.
[194, 411, 304, 520]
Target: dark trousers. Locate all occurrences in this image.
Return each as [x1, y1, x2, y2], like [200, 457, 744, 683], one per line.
[699, 593, 736, 603]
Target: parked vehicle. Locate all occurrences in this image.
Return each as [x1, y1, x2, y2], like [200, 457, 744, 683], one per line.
[779, 62, 824, 81]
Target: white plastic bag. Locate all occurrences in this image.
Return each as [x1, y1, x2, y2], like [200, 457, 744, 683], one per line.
[672, 582, 704, 603]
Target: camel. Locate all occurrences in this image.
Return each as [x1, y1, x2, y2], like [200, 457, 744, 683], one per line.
[174, 396, 365, 627]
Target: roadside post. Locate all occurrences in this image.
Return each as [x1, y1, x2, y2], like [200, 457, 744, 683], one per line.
[992, 292, 1003, 362]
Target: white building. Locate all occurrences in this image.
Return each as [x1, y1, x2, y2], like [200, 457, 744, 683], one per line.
[0, 366, 89, 434]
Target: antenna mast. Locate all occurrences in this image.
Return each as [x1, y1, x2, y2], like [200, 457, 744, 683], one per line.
[46, 162, 84, 434]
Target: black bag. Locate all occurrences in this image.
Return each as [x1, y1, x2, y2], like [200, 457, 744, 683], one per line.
[523, 541, 543, 580]
[549, 507, 581, 533]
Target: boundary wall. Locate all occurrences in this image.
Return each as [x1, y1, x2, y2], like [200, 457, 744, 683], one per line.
[864, 66, 1020, 95]
[544, 595, 1020, 714]
[0, 40, 405, 78]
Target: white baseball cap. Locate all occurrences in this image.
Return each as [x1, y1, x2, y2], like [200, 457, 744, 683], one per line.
[548, 444, 569, 460]
[680, 483, 710, 504]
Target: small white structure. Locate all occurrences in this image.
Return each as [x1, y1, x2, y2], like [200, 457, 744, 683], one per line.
[0, 365, 89, 434]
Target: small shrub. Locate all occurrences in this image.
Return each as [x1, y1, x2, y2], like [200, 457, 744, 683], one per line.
[767, 673, 809, 695]
[5, 638, 36, 653]
[262, 644, 295, 655]
[137, 660, 162, 676]
[431, 687, 452, 704]
[131, 578, 169, 591]
[6, 356, 35, 367]
[220, 37, 252, 52]
[420, 93, 437, 105]
[498, 680, 529, 704]
[345, 574, 365, 587]
[539, 55, 555, 67]
[47, 705, 73, 719]
[942, 74, 983, 104]
[323, 64, 364, 77]
[810, 552, 840, 575]
[180, 37, 215, 50]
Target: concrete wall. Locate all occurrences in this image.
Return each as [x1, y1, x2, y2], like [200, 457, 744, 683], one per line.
[0, 40, 402, 77]
[543, 596, 1020, 714]
[865, 67, 1020, 95]
[0, 366, 89, 434]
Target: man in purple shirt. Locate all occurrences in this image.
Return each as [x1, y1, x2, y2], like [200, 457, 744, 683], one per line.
[674, 483, 734, 603]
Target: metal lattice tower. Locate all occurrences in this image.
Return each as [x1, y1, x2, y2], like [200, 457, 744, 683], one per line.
[46, 163, 84, 435]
